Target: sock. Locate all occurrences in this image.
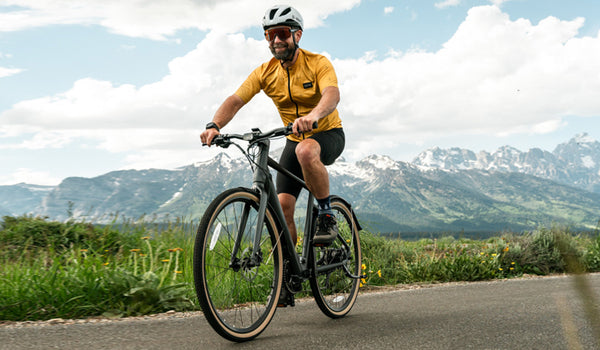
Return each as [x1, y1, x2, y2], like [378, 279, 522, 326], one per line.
[317, 196, 333, 216]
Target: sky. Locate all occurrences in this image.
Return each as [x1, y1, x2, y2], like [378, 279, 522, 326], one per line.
[1, 0, 599, 186]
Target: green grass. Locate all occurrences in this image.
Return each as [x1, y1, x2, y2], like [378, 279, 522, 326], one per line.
[1, 215, 599, 322]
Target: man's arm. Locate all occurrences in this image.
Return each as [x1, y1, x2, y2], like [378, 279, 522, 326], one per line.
[200, 94, 246, 146]
[292, 86, 340, 135]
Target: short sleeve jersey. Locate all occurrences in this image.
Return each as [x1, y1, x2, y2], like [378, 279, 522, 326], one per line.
[234, 48, 342, 142]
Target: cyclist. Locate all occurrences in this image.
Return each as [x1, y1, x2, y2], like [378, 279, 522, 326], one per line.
[200, 5, 344, 251]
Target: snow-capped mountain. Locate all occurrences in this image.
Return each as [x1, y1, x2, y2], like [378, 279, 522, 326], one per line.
[1, 134, 599, 233]
[413, 133, 600, 193]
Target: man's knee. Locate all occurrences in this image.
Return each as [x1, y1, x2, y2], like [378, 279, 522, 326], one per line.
[295, 139, 321, 165]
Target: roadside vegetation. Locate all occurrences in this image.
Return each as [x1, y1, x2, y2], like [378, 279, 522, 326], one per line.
[1, 215, 599, 322]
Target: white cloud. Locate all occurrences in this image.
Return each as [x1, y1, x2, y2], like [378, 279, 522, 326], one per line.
[384, 7, 394, 15]
[435, 0, 461, 9]
[339, 5, 600, 156]
[0, 168, 62, 186]
[0, 30, 278, 168]
[0, 0, 362, 40]
[0, 52, 23, 78]
[2, 5, 600, 171]
[0, 66, 23, 78]
[490, 0, 511, 6]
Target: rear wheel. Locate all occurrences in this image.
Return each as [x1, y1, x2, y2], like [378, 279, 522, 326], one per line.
[193, 188, 283, 342]
[309, 197, 361, 318]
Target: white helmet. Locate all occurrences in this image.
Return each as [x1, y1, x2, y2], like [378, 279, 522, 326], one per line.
[262, 5, 303, 30]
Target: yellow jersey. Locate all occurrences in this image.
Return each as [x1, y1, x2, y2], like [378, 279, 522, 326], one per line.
[234, 48, 342, 142]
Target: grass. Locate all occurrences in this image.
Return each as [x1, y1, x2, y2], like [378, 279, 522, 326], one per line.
[1, 215, 600, 322]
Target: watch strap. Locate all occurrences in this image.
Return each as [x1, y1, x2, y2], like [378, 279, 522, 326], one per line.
[206, 122, 220, 131]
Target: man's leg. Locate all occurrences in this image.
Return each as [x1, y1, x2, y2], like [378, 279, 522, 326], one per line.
[277, 192, 298, 308]
[278, 193, 297, 245]
[295, 138, 338, 245]
[294, 139, 329, 199]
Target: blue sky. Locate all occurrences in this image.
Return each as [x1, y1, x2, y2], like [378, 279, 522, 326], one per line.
[1, 0, 599, 185]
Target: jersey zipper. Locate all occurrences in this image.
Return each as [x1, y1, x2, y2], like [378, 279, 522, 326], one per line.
[286, 67, 300, 119]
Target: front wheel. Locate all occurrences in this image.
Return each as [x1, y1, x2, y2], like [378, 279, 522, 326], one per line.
[193, 188, 283, 342]
[309, 196, 362, 318]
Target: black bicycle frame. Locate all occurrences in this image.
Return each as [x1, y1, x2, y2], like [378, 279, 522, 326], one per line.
[232, 137, 314, 278]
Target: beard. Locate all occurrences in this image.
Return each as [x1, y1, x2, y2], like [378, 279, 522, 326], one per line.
[270, 42, 296, 61]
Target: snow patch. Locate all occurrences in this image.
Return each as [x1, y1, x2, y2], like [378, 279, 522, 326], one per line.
[574, 133, 596, 145]
[161, 188, 184, 207]
[581, 155, 595, 168]
[365, 155, 400, 170]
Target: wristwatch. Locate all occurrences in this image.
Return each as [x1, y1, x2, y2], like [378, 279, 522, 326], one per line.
[206, 122, 220, 132]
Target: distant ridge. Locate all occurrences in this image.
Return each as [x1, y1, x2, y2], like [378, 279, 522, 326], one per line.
[1, 134, 599, 234]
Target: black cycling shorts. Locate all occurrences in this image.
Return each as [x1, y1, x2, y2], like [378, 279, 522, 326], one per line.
[276, 128, 345, 198]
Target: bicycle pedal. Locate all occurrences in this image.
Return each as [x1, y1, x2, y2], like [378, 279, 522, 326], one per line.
[277, 288, 295, 308]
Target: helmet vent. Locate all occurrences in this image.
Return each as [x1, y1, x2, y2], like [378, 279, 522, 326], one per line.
[281, 7, 292, 16]
[269, 9, 277, 20]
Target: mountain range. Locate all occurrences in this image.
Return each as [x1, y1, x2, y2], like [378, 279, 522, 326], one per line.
[1, 133, 599, 234]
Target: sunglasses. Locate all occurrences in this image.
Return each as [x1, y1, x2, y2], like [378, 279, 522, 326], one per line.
[264, 26, 298, 41]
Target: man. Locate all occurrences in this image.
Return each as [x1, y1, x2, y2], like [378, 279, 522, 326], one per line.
[200, 5, 344, 250]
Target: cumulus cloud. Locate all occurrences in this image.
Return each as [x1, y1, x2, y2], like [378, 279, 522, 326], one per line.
[0, 0, 362, 40]
[1, 5, 600, 170]
[336, 5, 600, 157]
[0, 31, 280, 169]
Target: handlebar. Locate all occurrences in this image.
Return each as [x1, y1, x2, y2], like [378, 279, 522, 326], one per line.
[206, 122, 318, 148]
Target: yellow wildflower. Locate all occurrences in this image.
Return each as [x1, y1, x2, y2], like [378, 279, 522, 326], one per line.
[362, 264, 367, 271]
[130, 249, 141, 252]
[377, 270, 382, 278]
[162, 259, 170, 263]
[142, 236, 150, 240]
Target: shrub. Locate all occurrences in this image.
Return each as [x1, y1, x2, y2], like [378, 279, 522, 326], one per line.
[0, 215, 134, 259]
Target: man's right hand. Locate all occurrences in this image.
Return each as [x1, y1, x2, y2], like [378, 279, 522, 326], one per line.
[200, 128, 220, 146]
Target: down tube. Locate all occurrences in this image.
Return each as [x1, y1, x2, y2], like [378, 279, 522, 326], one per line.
[266, 183, 302, 274]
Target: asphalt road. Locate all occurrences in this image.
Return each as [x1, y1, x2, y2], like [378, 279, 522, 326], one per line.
[2, 274, 599, 350]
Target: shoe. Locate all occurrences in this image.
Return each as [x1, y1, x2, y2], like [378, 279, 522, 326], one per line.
[313, 214, 338, 246]
[277, 287, 295, 308]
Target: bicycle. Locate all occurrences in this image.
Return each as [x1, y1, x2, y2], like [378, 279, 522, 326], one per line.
[193, 123, 364, 342]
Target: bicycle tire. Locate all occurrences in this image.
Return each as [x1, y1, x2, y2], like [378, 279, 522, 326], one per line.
[193, 187, 283, 342]
[309, 196, 361, 318]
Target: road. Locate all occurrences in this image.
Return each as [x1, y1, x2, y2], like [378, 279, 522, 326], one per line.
[2, 274, 599, 349]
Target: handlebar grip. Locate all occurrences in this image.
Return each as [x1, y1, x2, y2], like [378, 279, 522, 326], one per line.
[312, 121, 318, 129]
